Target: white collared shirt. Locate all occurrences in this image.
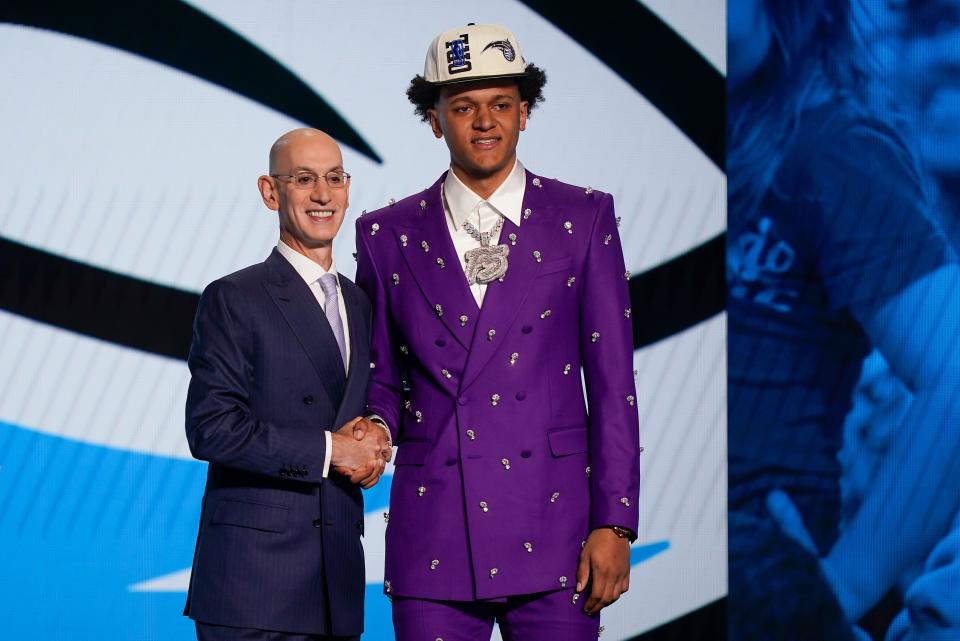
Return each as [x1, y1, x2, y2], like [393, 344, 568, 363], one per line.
[276, 240, 352, 479]
[442, 160, 526, 306]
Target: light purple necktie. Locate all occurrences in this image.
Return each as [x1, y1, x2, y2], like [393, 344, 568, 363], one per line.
[317, 273, 347, 368]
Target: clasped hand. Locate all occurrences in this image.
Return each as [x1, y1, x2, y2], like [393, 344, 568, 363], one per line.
[330, 417, 392, 488]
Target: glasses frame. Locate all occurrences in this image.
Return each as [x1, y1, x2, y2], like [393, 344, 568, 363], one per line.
[270, 170, 351, 190]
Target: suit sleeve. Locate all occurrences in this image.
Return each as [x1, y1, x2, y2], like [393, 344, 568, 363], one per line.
[355, 218, 403, 441]
[185, 279, 327, 483]
[579, 193, 641, 536]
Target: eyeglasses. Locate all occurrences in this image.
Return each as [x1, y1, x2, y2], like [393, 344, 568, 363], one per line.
[271, 170, 351, 190]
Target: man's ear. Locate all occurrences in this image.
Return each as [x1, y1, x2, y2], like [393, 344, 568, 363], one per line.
[519, 100, 529, 132]
[427, 109, 444, 139]
[258, 175, 280, 211]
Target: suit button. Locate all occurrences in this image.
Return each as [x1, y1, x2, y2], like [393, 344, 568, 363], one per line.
[458, 396, 468, 406]
[435, 338, 446, 347]
[521, 325, 533, 334]
[313, 518, 323, 528]
[303, 395, 314, 405]
[515, 392, 526, 401]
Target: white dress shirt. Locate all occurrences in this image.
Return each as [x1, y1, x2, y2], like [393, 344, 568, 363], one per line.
[442, 160, 526, 306]
[276, 240, 351, 478]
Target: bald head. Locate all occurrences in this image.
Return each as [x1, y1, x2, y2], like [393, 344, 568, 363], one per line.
[269, 128, 340, 174]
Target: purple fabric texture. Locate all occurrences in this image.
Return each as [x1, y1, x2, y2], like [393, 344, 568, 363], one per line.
[355, 171, 640, 601]
[391, 590, 600, 641]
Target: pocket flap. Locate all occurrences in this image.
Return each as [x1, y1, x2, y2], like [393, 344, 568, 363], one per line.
[394, 439, 432, 466]
[538, 256, 573, 276]
[211, 499, 289, 533]
[548, 426, 588, 456]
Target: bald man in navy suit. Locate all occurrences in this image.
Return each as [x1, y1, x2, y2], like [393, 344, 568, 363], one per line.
[184, 129, 391, 640]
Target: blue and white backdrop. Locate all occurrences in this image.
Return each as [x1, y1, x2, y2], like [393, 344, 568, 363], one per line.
[0, 1, 726, 639]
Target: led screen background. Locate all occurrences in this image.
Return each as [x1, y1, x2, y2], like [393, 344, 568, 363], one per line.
[0, 1, 726, 639]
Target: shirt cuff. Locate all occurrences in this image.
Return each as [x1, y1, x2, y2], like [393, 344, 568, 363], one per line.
[322, 431, 333, 478]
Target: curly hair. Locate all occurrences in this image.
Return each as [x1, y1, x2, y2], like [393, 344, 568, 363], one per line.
[405, 63, 547, 122]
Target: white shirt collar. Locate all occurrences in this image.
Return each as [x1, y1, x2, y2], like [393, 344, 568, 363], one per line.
[276, 240, 339, 288]
[443, 159, 526, 230]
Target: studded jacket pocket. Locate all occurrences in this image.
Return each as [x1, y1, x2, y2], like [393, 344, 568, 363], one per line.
[211, 499, 289, 533]
[547, 426, 588, 456]
[394, 438, 432, 466]
[537, 256, 573, 277]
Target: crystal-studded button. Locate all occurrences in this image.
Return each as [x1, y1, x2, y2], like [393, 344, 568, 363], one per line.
[620, 497, 631, 507]
[509, 352, 519, 365]
[459, 314, 468, 327]
[624, 308, 632, 318]
[585, 466, 591, 477]
[417, 485, 425, 496]
[532, 177, 542, 188]
[437, 258, 445, 268]
[392, 273, 399, 286]
[523, 542, 533, 552]
[399, 345, 409, 354]
[434, 304, 443, 317]
[559, 576, 568, 587]
[487, 329, 496, 341]
[501, 457, 511, 470]
[480, 501, 489, 512]
[508, 232, 517, 245]
[603, 234, 612, 245]
[466, 429, 476, 440]
[563, 363, 571, 375]
[388, 198, 396, 206]
[441, 369, 452, 379]
[489, 568, 498, 577]
[419, 199, 427, 210]
[384, 580, 392, 593]
[422, 241, 430, 252]
[533, 250, 542, 263]
[591, 332, 600, 342]
[430, 559, 439, 570]
[523, 208, 532, 219]
[371, 223, 380, 235]
[564, 221, 573, 233]
[624, 270, 630, 280]
[626, 395, 636, 406]
[491, 394, 500, 406]
[400, 234, 408, 246]
[550, 492, 560, 503]
[415, 410, 423, 423]
[572, 593, 580, 603]
[540, 309, 552, 319]
[567, 276, 576, 287]
[585, 186, 594, 195]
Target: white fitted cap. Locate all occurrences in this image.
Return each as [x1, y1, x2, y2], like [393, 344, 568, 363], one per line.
[423, 23, 527, 85]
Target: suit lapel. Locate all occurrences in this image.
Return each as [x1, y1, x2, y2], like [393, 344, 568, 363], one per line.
[333, 276, 369, 428]
[263, 249, 347, 406]
[461, 172, 558, 390]
[396, 175, 479, 351]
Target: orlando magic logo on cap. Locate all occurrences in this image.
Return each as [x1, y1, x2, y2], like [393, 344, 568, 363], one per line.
[423, 23, 527, 85]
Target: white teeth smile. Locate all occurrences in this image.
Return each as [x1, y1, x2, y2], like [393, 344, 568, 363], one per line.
[475, 138, 498, 144]
[307, 210, 333, 219]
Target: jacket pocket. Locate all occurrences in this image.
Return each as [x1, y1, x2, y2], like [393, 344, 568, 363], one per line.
[547, 426, 588, 457]
[211, 499, 289, 533]
[537, 256, 573, 277]
[394, 438, 432, 466]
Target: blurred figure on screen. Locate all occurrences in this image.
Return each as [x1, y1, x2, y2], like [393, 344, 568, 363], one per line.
[727, 1, 960, 640]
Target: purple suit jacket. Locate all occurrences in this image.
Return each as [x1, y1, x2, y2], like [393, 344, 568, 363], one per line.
[355, 170, 640, 601]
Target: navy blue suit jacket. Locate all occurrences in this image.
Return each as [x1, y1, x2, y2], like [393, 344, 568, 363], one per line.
[184, 248, 371, 636]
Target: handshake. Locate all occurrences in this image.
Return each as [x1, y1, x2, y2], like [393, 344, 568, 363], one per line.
[330, 417, 393, 489]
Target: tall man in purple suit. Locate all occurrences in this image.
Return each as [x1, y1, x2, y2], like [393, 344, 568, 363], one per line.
[184, 129, 391, 641]
[355, 24, 641, 641]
